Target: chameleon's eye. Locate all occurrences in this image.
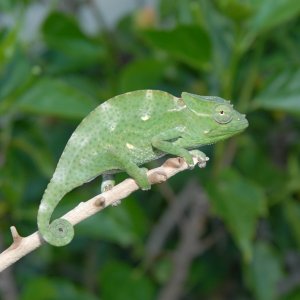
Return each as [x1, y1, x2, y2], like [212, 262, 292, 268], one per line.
[213, 104, 233, 124]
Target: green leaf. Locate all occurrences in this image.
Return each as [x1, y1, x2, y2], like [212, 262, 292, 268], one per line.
[21, 277, 98, 300]
[142, 25, 211, 70]
[284, 200, 300, 249]
[246, 242, 283, 300]
[119, 58, 166, 92]
[215, 0, 254, 22]
[152, 257, 173, 284]
[100, 261, 155, 300]
[283, 288, 300, 300]
[42, 12, 104, 63]
[0, 0, 16, 11]
[0, 26, 18, 69]
[0, 53, 32, 101]
[0, 150, 26, 206]
[254, 70, 300, 115]
[241, 0, 300, 50]
[206, 169, 267, 261]
[12, 136, 54, 177]
[248, 0, 300, 35]
[0, 52, 39, 115]
[16, 78, 98, 119]
[189, 255, 228, 296]
[21, 278, 57, 300]
[235, 137, 286, 206]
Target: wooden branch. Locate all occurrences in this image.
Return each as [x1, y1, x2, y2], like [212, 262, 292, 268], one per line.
[157, 181, 210, 300]
[145, 179, 201, 264]
[0, 235, 18, 299]
[0, 156, 208, 272]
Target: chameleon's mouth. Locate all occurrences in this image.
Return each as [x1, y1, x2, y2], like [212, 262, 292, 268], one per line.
[202, 116, 248, 143]
[223, 115, 248, 134]
[237, 115, 249, 130]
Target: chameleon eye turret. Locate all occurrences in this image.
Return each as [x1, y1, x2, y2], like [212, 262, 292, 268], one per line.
[213, 104, 233, 124]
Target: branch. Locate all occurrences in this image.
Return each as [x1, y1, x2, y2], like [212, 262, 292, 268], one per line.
[157, 181, 210, 300]
[0, 156, 207, 272]
[0, 235, 18, 300]
[145, 180, 202, 265]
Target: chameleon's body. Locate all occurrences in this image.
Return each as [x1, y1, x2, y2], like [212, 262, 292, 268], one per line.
[38, 90, 248, 246]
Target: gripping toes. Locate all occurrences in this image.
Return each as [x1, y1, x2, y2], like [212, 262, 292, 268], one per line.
[101, 174, 115, 193]
[135, 168, 151, 190]
[189, 150, 209, 168]
[182, 152, 195, 169]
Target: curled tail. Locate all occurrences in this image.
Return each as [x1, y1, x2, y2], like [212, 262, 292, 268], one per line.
[37, 181, 74, 247]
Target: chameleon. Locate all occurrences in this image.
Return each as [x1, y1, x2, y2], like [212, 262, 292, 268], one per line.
[37, 90, 248, 247]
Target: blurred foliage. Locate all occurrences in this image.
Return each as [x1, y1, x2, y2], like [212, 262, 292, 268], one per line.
[0, 0, 300, 299]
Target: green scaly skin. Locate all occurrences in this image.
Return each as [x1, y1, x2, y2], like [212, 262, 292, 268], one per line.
[37, 90, 248, 246]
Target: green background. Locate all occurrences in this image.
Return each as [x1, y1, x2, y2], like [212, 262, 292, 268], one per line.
[0, 0, 300, 299]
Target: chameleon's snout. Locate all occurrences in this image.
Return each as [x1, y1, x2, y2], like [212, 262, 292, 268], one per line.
[239, 113, 249, 130]
[219, 111, 249, 136]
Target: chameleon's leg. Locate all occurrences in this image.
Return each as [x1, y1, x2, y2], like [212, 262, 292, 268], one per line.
[189, 149, 209, 168]
[110, 150, 150, 191]
[101, 173, 120, 206]
[101, 174, 115, 193]
[151, 128, 194, 167]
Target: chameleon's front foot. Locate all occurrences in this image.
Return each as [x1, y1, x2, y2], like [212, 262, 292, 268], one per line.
[189, 150, 209, 168]
[181, 152, 195, 169]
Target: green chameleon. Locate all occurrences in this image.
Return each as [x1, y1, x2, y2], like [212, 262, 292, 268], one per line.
[37, 90, 248, 247]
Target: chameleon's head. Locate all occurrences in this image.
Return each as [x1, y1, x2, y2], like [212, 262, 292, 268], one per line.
[181, 92, 248, 145]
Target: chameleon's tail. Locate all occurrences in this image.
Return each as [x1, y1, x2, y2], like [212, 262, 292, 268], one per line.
[37, 181, 74, 247]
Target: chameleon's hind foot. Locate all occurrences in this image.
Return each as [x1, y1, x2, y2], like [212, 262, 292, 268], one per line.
[101, 174, 115, 193]
[101, 175, 120, 206]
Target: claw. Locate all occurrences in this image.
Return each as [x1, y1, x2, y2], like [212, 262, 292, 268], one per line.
[111, 200, 121, 206]
[198, 156, 209, 168]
